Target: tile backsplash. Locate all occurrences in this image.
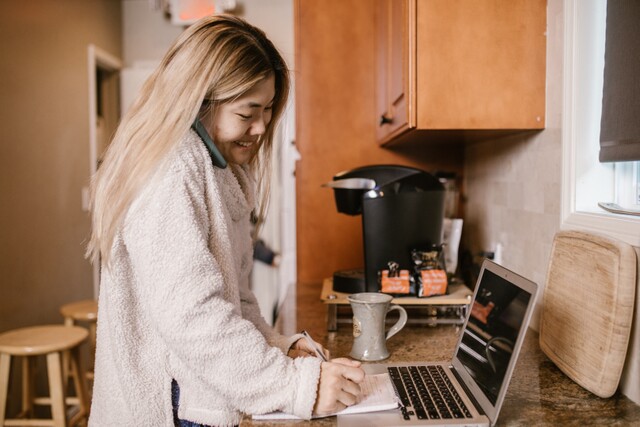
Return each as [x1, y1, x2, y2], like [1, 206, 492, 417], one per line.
[462, 129, 562, 330]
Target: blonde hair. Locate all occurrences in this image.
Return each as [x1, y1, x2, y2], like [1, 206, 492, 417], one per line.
[87, 15, 290, 266]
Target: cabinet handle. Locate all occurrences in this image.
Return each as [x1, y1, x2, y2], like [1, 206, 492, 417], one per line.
[379, 115, 393, 126]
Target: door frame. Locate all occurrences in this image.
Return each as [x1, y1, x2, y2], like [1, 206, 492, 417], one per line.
[88, 44, 122, 298]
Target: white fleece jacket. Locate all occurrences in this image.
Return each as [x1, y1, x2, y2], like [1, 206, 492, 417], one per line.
[89, 130, 322, 427]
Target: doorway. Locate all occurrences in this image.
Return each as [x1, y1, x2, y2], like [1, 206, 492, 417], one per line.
[87, 44, 122, 298]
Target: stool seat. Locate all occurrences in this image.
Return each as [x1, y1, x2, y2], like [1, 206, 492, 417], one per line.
[0, 325, 89, 426]
[0, 326, 88, 356]
[59, 300, 97, 323]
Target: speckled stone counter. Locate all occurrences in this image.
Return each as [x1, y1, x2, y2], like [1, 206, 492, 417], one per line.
[242, 324, 640, 426]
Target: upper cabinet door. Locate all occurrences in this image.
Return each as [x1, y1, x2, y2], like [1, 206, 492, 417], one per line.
[376, 0, 547, 146]
[376, 0, 413, 143]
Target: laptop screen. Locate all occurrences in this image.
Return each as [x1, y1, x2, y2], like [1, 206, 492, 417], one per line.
[455, 268, 533, 405]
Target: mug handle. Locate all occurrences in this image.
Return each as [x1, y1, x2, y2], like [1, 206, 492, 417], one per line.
[385, 304, 408, 340]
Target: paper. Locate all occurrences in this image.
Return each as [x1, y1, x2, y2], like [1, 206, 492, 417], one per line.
[252, 373, 400, 420]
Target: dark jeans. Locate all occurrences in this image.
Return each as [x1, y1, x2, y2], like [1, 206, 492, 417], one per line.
[171, 379, 239, 427]
[171, 379, 211, 427]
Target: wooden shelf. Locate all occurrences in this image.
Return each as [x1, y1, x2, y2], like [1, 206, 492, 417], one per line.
[321, 278, 473, 305]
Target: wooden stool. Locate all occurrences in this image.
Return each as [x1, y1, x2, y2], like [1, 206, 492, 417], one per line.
[60, 300, 97, 382]
[0, 325, 89, 427]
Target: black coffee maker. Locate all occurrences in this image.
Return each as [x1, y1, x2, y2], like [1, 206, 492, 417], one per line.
[325, 165, 445, 293]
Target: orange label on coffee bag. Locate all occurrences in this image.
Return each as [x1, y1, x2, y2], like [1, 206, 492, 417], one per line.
[419, 269, 447, 297]
[380, 269, 411, 294]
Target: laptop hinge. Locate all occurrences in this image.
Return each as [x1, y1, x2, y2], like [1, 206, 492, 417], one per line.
[450, 366, 485, 417]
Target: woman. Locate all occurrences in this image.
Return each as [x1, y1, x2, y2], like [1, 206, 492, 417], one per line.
[87, 15, 364, 426]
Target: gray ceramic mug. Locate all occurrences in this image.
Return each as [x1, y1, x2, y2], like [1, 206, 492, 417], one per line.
[348, 292, 408, 361]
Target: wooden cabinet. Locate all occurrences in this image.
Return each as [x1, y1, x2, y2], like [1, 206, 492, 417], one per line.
[375, 0, 412, 142]
[375, 0, 547, 145]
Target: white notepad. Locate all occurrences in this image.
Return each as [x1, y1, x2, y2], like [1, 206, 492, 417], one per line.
[252, 373, 400, 420]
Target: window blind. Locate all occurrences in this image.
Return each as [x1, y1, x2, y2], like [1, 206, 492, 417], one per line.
[599, 0, 640, 163]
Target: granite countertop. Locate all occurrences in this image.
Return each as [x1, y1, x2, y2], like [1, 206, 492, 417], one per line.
[243, 323, 640, 426]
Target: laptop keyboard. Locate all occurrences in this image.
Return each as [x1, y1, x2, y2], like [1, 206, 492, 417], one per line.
[388, 365, 473, 421]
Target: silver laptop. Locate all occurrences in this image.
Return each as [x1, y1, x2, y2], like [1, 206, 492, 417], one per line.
[338, 259, 538, 427]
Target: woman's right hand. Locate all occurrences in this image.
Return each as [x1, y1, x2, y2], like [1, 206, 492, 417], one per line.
[313, 358, 365, 416]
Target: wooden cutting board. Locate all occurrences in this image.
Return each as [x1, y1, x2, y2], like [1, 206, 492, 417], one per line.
[539, 230, 637, 398]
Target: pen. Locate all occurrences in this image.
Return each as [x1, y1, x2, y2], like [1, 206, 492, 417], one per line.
[301, 330, 328, 362]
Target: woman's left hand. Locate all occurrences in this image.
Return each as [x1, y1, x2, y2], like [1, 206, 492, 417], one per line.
[288, 337, 331, 360]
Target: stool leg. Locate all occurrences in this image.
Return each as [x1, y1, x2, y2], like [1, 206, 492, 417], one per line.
[21, 356, 34, 417]
[62, 318, 74, 389]
[0, 353, 11, 424]
[69, 346, 89, 423]
[46, 351, 67, 427]
[88, 322, 96, 381]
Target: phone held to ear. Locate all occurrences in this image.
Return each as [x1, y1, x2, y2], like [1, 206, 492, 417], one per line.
[192, 118, 227, 169]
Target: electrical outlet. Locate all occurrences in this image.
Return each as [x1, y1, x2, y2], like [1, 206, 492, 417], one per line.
[494, 243, 504, 264]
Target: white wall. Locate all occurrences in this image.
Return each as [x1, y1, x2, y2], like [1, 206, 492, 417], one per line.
[121, 0, 294, 77]
[122, 0, 184, 67]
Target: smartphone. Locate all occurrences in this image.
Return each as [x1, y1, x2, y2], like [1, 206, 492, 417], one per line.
[192, 118, 227, 169]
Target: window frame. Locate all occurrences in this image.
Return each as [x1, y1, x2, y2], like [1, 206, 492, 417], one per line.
[561, 0, 640, 247]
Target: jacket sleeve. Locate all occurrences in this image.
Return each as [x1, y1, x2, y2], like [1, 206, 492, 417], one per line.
[121, 150, 321, 419]
[238, 283, 303, 354]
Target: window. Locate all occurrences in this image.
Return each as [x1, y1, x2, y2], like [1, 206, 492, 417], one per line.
[562, 0, 640, 246]
[615, 161, 640, 207]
